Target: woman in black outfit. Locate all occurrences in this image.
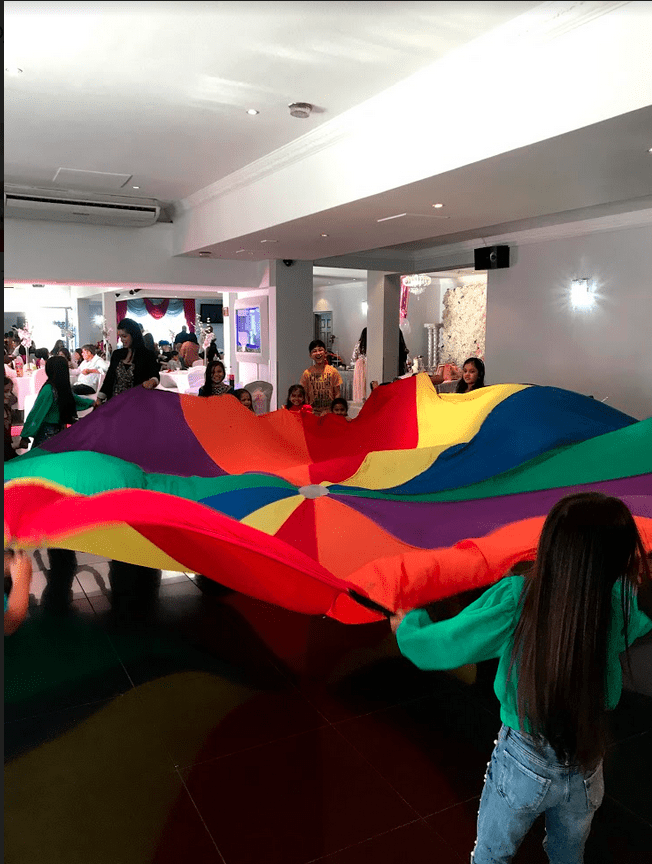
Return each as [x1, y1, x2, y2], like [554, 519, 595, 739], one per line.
[93, 317, 162, 605]
[95, 318, 160, 404]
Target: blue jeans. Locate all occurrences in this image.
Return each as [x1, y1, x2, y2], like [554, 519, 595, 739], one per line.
[471, 725, 604, 864]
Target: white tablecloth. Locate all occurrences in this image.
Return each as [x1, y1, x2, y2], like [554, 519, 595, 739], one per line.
[14, 374, 38, 411]
[157, 370, 201, 394]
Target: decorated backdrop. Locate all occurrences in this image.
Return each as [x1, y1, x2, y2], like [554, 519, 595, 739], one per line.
[440, 280, 486, 365]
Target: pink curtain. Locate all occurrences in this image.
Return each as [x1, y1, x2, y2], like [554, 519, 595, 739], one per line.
[144, 298, 170, 319]
[399, 278, 409, 320]
[184, 299, 196, 332]
[116, 300, 128, 323]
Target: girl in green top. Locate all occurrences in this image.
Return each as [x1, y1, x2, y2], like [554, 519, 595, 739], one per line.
[19, 355, 95, 450]
[392, 493, 651, 863]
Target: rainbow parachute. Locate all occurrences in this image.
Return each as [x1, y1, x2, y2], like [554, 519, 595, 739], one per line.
[4, 375, 651, 623]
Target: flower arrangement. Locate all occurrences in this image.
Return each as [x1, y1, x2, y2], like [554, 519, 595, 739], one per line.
[194, 314, 211, 363]
[94, 316, 113, 360]
[440, 280, 487, 365]
[14, 320, 34, 350]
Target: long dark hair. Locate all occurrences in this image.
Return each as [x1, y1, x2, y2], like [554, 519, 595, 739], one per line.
[455, 357, 485, 393]
[510, 493, 649, 767]
[45, 355, 77, 426]
[358, 328, 367, 356]
[117, 318, 146, 354]
[203, 361, 226, 391]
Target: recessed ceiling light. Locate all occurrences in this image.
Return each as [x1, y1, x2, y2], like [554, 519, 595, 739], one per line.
[247, 108, 260, 116]
[132, 185, 140, 190]
[648, 147, 652, 153]
[198, 251, 211, 257]
[260, 239, 278, 244]
[377, 213, 406, 223]
[235, 249, 247, 253]
[432, 203, 444, 209]
[5, 66, 24, 76]
[320, 233, 329, 237]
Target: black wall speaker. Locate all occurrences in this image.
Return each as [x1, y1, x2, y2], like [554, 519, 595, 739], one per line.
[474, 245, 510, 270]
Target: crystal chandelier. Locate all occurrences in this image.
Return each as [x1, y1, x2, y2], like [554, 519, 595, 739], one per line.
[402, 274, 432, 295]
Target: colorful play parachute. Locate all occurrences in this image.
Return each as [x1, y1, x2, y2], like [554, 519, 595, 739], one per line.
[4, 375, 652, 623]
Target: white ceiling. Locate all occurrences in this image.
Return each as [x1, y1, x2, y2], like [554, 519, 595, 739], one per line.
[5, 0, 540, 202]
[4, 1, 652, 271]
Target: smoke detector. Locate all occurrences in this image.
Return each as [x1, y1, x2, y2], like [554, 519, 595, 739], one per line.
[288, 102, 313, 119]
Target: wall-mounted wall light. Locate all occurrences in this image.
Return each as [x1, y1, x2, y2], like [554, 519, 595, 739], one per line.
[570, 278, 594, 309]
[361, 302, 368, 314]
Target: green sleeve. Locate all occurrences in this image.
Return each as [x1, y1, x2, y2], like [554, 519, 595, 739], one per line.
[73, 393, 96, 411]
[611, 581, 652, 649]
[396, 576, 521, 670]
[21, 385, 55, 438]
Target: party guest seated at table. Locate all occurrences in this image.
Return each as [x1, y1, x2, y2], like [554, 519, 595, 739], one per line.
[299, 340, 342, 416]
[95, 318, 160, 405]
[179, 335, 200, 368]
[165, 350, 182, 371]
[198, 361, 232, 397]
[19, 356, 95, 449]
[233, 388, 255, 412]
[34, 347, 49, 367]
[56, 346, 76, 369]
[283, 384, 313, 414]
[5, 336, 21, 359]
[73, 344, 108, 395]
[157, 340, 172, 363]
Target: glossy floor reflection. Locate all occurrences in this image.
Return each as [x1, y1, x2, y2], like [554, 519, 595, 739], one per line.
[5, 552, 652, 863]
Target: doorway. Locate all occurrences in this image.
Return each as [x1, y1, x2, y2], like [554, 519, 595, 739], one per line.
[314, 312, 332, 347]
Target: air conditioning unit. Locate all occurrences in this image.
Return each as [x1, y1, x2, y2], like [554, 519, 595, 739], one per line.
[4, 192, 161, 227]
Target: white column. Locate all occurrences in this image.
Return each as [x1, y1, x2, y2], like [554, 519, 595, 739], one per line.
[268, 260, 314, 410]
[102, 292, 117, 350]
[367, 271, 401, 386]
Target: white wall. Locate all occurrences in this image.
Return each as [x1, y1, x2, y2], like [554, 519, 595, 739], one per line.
[485, 224, 652, 420]
[313, 281, 367, 364]
[4, 218, 266, 290]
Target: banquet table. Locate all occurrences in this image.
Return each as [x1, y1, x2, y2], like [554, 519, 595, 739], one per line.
[157, 370, 196, 394]
[13, 373, 39, 411]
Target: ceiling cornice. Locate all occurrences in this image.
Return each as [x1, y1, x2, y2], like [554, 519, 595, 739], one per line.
[410, 207, 652, 266]
[315, 205, 652, 273]
[177, 0, 627, 216]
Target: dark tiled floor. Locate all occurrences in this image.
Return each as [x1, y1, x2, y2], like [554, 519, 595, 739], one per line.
[4, 552, 652, 863]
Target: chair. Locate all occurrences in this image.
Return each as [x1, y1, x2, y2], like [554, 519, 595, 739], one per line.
[192, 360, 205, 367]
[244, 380, 273, 415]
[34, 368, 48, 389]
[186, 367, 207, 395]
